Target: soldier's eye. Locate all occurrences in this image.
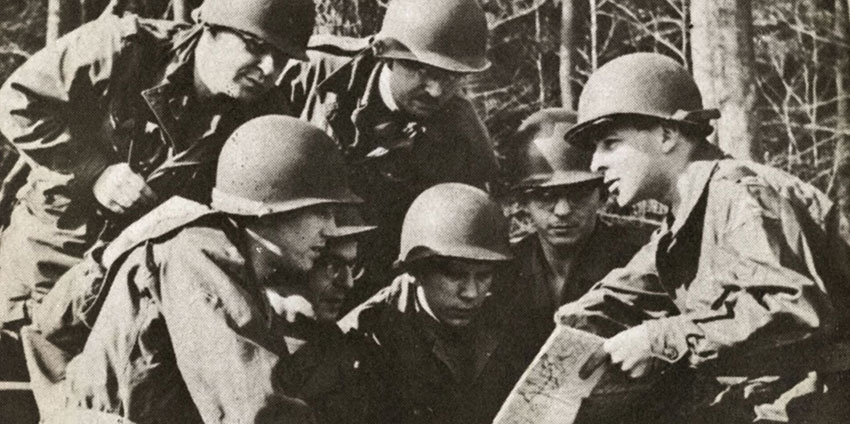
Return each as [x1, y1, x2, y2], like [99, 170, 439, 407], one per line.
[601, 138, 621, 150]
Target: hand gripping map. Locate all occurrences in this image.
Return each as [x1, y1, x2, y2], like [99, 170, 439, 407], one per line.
[494, 326, 663, 424]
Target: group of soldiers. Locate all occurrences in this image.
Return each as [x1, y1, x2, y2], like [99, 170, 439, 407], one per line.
[0, 0, 848, 423]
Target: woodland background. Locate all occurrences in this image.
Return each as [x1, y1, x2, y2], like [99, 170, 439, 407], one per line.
[1, 0, 849, 235]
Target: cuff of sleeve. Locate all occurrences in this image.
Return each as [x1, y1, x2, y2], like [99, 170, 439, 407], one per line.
[644, 317, 691, 363]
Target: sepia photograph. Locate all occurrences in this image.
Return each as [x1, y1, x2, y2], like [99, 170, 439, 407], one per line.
[0, 0, 849, 422]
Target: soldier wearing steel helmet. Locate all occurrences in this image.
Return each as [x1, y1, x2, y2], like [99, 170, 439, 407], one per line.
[41, 116, 366, 423]
[279, 0, 499, 309]
[503, 108, 647, 353]
[337, 183, 533, 424]
[0, 0, 315, 346]
[552, 53, 850, 422]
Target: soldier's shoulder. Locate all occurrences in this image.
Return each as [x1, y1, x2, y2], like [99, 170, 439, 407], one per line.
[102, 197, 216, 266]
[338, 276, 412, 333]
[711, 159, 834, 224]
[307, 34, 371, 57]
[712, 160, 767, 185]
[510, 233, 537, 255]
[710, 159, 821, 200]
[93, 13, 189, 42]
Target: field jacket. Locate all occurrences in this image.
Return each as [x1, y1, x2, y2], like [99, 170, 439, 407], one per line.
[279, 35, 498, 300]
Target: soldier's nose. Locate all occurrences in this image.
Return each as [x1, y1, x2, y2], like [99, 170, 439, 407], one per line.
[424, 80, 445, 98]
[258, 52, 277, 76]
[590, 148, 606, 173]
[553, 198, 572, 216]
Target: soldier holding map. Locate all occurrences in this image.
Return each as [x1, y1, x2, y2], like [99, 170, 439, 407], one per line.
[554, 53, 850, 423]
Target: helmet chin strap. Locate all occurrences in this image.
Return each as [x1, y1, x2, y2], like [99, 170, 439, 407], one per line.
[244, 226, 286, 258]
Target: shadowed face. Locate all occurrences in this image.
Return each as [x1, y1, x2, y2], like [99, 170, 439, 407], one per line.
[524, 183, 605, 249]
[195, 27, 290, 102]
[415, 258, 497, 329]
[246, 205, 336, 275]
[306, 238, 359, 323]
[387, 59, 466, 119]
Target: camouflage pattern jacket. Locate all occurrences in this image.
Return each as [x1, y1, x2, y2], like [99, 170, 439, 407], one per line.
[557, 159, 850, 422]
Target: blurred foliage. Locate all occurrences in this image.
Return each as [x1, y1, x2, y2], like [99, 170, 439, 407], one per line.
[311, 0, 847, 226]
[0, 0, 45, 164]
[1, 0, 846, 224]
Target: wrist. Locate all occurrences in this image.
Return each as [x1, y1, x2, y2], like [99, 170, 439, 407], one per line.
[644, 318, 689, 364]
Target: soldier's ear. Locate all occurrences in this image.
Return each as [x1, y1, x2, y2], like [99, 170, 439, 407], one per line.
[659, 123, 679, 154]
[371, 38, 385, 55]
[512, 204, 531, 224]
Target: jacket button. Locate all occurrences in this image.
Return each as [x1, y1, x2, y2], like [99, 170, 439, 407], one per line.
[664, 346, 678, 360]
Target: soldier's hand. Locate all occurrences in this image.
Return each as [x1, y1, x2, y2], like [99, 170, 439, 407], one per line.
[603, 324, 658, 379]
[93, 163, 157, 214]
[579, 346, 610, 379]
[265, 290, 316, 323]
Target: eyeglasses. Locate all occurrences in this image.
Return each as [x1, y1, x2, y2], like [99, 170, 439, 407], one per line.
[313, 253, 364, 283]
[395, 60, 467, 87]
[207, 25, 287, 63]
[522, 184, 602, 211]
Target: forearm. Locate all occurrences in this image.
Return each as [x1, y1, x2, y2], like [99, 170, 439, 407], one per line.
[0, 16, 120, 192]
[557, 238, 678, 337]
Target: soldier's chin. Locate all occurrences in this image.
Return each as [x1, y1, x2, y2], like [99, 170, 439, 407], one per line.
[404, 100, 440, 119]
[227, 85, 265, 103]
[612, 189, 632, 208]
[314, 305, 341, 323]
[442, 317, 472, 328]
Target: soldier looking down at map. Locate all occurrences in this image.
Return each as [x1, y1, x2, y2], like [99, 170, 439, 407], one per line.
[279, 0, 499, 310]
[339, 183, 533, 424]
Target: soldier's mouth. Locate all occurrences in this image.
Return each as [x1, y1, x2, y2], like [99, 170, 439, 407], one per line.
[604, 178, 619, 196]
[321, 297, 345, 308]
[549, 224, 579, 233]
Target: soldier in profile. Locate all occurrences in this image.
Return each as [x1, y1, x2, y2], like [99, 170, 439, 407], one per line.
[559, 53, 850, 423]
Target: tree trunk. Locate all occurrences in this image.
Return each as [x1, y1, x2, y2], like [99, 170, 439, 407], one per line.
[171, 0, 192, 22]
[833, 0, 850, 242]
[559, 0, 575, 109]
[690, 0, 758, 161]
[46, 0, 80, 42]
[80, 0, 112, 22]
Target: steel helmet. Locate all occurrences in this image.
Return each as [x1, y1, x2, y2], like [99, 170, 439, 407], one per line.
[327, 206, 376, 239]
[397, 183, 512, 266]
[565, 53, 720, 147]
[373, 0, 491, 73]
[510, 108, 601, 190]
[212, 115, 361, 216]
[197, 0, 315, 61]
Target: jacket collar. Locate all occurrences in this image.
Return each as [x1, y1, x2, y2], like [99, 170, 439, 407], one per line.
[140, 26, 237, 148]
[668, 160, 719, 237]
[408, 277, 505, 384]
[315, 40, 376, 96]
[668, 144, 728, 237]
